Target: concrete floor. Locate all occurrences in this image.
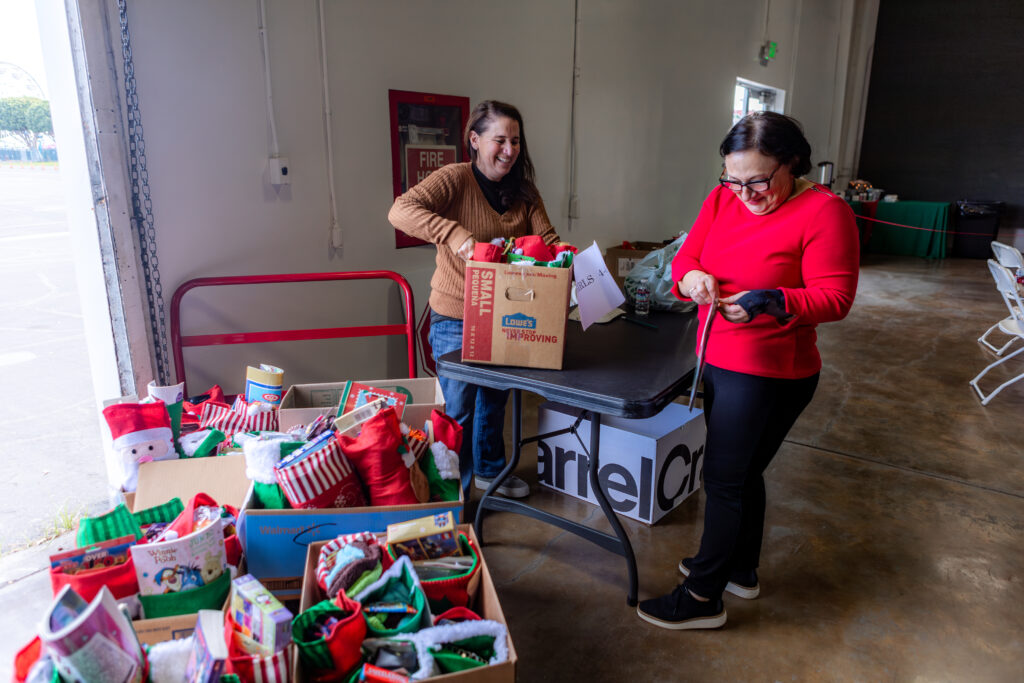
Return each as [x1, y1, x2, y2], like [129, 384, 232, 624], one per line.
[2, 253, 1022, 680]
[478, 253, 1024, 682]
[0, 167, 108, 552]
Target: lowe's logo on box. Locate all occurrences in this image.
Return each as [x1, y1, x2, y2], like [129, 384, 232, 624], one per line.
[536, 402, 706, 524]
[501, 312, 536, 329]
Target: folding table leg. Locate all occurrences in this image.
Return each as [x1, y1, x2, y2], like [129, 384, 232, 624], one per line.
[474, 388, 523, 545]
[585, 412, 639, 606]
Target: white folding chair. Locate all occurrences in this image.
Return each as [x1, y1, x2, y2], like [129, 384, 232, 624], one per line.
[970, 259, 1024, 405]
[978, 242, 1024, 354]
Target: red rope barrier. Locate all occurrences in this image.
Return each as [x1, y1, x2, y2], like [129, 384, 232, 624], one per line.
[853, 213, 996, 238]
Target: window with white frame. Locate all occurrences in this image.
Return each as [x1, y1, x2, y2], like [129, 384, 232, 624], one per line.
[733, 78, 786, 124]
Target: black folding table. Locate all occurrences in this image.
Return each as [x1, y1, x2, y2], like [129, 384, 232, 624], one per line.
[436, 308, 699, 605]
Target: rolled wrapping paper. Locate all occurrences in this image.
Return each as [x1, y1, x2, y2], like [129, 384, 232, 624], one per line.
[147, 380, 185, 454]
[245, 364, 284, 406]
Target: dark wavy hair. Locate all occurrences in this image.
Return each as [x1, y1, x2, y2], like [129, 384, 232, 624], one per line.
[719, 111, 812, 177]
[464, 100, 540, 209]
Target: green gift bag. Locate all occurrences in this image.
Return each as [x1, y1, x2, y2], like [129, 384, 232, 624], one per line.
[351, 556, 433, 637]
[137, 569, 230, 619]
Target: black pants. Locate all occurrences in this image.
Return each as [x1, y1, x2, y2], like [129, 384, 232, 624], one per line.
[682, 363, 819, 600]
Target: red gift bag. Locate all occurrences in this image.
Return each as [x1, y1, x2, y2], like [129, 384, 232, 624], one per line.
[49, 555, 140, 602]
[224, 611, 293, 683]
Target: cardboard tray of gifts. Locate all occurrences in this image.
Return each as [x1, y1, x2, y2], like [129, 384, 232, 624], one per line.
[128, 455, 250, 645]
[238, 487, 464, 599]
[295, 524, 515, 682]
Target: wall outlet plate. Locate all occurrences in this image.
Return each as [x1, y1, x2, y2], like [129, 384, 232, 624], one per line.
[269, 156, 290, 186]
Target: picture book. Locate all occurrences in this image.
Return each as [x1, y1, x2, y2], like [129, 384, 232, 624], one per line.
[49, 535, 135, 575]
[230, 574, 293, 655]
[40, 585, 146, 683]
[337, 381, 408, 420]
[185, 610, 229, 683]
[129, 518, 227, 596]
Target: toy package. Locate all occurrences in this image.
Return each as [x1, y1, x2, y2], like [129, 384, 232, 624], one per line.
[386, 511, 460, 561]
[229, 574, 293, 656]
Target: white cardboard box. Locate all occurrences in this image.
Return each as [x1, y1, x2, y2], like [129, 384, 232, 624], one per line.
[536, 401, 705, 524]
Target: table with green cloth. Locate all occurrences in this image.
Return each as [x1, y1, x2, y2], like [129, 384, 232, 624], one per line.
[847, 200, 951, 259]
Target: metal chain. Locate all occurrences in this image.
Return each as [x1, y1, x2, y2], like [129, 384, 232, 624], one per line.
[118, 0, 171, 385]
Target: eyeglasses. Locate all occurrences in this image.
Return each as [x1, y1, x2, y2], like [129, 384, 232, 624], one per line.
[719, 164, 780, 193]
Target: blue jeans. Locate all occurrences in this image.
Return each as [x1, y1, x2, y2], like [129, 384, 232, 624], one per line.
[428, 315, 510, 491]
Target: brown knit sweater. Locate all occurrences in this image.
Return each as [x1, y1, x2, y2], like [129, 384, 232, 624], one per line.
[388, 162, 560, 319]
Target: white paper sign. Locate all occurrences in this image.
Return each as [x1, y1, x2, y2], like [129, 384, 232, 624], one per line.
[573, 242, 625, 330]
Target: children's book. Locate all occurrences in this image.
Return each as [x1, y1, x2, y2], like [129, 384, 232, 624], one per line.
[49, 535, 135, 575]
[185, 609, 229, 683]
[40, 585, 146, 683]
[129, 518, 227, 596]
[337, 381, 408, 420]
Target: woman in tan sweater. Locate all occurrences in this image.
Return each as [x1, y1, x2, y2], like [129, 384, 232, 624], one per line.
[389, 100, 560, 499]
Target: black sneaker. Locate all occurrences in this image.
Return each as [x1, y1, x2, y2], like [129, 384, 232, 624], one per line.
[636, 585, 726, 630]
[678, 558, 760, 599]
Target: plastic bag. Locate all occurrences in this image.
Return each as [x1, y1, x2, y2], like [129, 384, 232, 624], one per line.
[623, 234, 696, 313]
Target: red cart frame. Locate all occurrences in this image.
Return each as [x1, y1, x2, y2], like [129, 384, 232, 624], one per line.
[169, 271, 416, 397]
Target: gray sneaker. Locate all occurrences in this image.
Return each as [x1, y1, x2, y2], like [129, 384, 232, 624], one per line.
[474, 474, 530, 499]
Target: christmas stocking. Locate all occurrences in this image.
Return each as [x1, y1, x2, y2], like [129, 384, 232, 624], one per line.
[146, 380, 184, 455]
[239, 432, 304, 510]
[337, 407, 418, 506]
[102, 400, 179, 492]
[178, 428, 226, 458]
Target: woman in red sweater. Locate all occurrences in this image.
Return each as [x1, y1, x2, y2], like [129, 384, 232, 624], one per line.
[636, 112, 859, 630]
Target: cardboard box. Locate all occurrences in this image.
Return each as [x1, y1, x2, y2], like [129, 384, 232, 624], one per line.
[131, 454, 250, 511]
[461, 261, 572, 370]
[238, 487, 464, 598]
[536, 401, 706, 524]
[604, 241, 666, 289]
[278, 378, 444, 432]
[133, 611, 203, 646]
[129, 456, 248, 644]
[297, 524, 515, 682]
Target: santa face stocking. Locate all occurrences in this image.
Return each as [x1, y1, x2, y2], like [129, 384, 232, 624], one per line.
[102, 400, 179, 492]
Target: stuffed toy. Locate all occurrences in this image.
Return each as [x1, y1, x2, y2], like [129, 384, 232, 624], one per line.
[102, 400, 178, 492]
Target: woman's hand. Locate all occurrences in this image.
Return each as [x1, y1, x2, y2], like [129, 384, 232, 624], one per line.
[679, 270, 719, 306]
[456, 237, 476, 261]
[719, 291, 752, 323]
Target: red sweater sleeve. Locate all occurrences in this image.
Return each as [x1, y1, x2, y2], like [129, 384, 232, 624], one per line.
[779, 197, 860, 324]
[670, 190, 719, 299]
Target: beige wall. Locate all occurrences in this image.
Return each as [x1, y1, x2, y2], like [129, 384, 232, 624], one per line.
[72, 0, 874, 393]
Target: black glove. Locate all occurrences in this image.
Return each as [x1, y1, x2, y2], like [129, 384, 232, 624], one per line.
[734, 289, 793, 323]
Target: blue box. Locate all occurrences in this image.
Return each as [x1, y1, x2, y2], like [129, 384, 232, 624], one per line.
[237, 483, 463, 597]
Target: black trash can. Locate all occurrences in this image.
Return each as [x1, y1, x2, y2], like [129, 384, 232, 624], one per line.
[953, 200, 1004, 258]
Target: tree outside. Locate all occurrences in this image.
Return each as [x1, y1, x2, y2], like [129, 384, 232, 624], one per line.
[0, 96, 55, 161]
